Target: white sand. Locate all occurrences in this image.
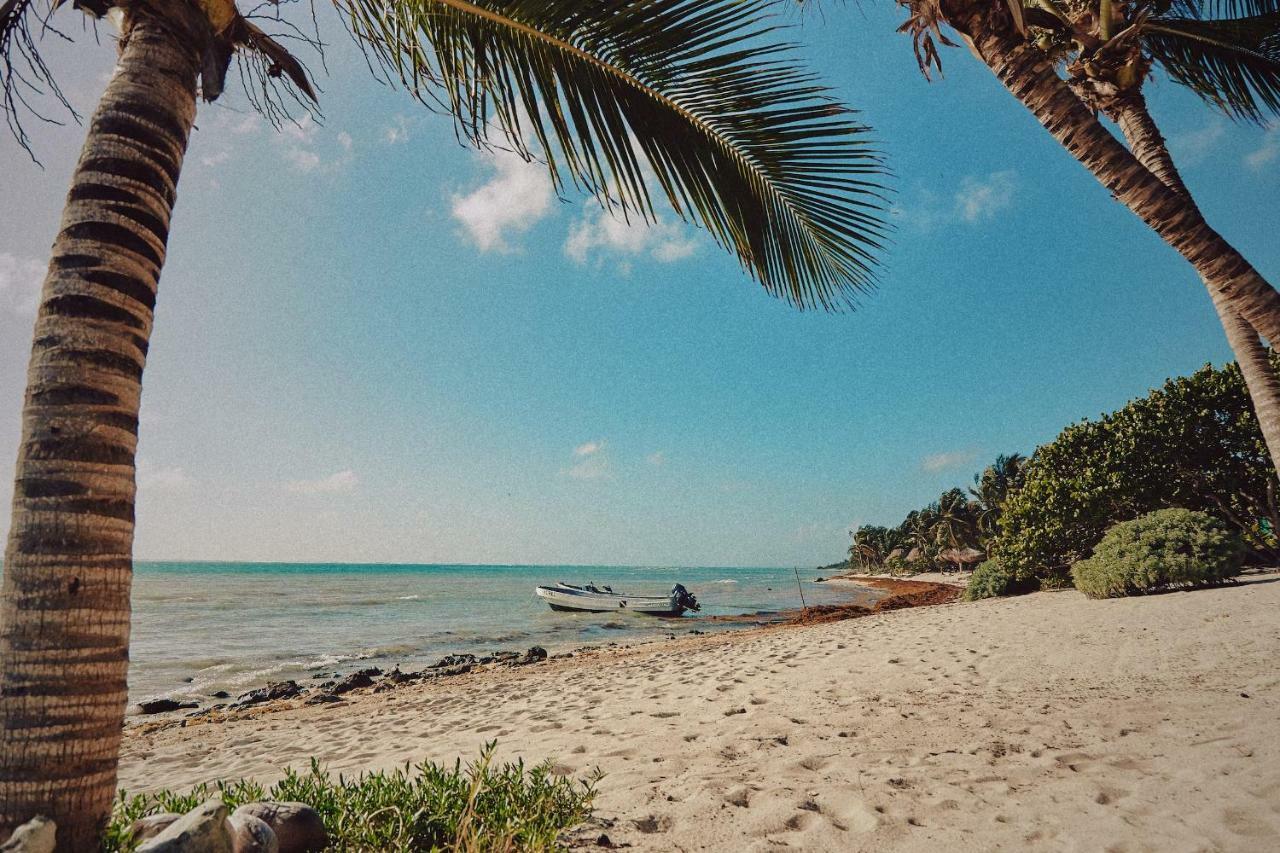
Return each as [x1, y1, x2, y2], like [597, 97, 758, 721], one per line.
[121, 574, 1280, 851]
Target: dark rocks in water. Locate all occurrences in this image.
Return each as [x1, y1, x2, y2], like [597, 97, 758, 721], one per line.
[137, 698, 199, 715]
[233, 802, 328, 853]
[551, 652, 573, 660]
[330, 671, 375, 695]
[431, 653, 477, 669]
[688, 629, 706, 635]
[211, 690, 230, 699]
[234, 681, 303, 707]
[815, 577, 826, 583]
[519, 646, 548, 665]
[434, 663, 474, 677]
[181, 676, 195, 683]
[304, 692, 343, 705]
[354, 667, 383, 678]
[379, 668, 416, 685]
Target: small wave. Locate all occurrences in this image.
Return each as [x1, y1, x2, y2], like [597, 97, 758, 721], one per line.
[712, 579, 739, 585]
[396, 594, 421, 600]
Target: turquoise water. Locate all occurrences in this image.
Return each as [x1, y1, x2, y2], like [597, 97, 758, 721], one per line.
[128, 562, 871, 704]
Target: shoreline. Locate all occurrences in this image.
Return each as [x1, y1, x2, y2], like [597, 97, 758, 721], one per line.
[121, 571, 1280, 851]
[129, 577, 959, 732]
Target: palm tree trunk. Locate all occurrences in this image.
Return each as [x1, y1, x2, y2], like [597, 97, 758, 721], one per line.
[938, 0, 1280, 346]
[1107, 91, 1280, 480]
[0, 12, 201, 850]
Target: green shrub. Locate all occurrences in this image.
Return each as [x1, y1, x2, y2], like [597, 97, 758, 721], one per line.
[963, 560, 1014, 601]
[106, 743, 598, 852]
[993, 360, 1279, 584]
[1070, 509, 1242, 599]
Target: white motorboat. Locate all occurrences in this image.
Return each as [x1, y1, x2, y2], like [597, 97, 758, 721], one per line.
[535, 582, 700, 616]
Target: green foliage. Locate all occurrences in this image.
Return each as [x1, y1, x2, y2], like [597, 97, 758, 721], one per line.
[848, 453, 1022, 574]
[994, 359, 1280, 583]
[1071, 509, 1243, 598]
[105, 744, 598, 853]
[962, 560, 1014, 601]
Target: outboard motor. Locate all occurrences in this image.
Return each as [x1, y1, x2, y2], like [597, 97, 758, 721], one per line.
[671, 583, 700, 613]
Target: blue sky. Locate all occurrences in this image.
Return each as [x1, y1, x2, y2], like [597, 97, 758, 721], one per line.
[1, 3, 1277, 566]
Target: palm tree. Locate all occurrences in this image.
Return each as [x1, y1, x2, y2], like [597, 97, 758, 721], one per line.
[0, 0, 889, 846]
[1035, 0, 1280, 474]
[895, 0, 1280, 360]
[971, 452, 1024, 539]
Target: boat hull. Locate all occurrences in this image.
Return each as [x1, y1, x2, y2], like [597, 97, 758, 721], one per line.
[535, 584, 688, 616]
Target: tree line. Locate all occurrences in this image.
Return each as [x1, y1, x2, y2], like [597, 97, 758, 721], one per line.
[849, 357, 1280, 586]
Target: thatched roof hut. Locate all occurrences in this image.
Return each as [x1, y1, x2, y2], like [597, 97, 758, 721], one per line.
[938, 547, 984, 564]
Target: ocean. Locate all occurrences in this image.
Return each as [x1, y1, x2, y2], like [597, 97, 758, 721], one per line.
[127, 562, 874, 704]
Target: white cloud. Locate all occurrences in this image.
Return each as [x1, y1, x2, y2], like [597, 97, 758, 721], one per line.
[200, 149, 231, 169]
[451, 147, 554, 252]
[1169, 120, 1225, 168]
[563, 441, 610, 480]
[230, 114, 261, 135]
[892, 171, 1017, 231]
[0, 253, 44, 317]
[137, 461, 195, 493]
[283, 146, 322, 173]
[564, 206, 699, 270]
[955, 170, 1016, 223]
[285, 469, 359, 495]
[1245, 127, 1278, 170]
[921, 450, 977, 473]
[383, 115, 410, 145]
[574, 440, 605, 457]
[277, 114, 351, 174]
[646, 450, 666, 466]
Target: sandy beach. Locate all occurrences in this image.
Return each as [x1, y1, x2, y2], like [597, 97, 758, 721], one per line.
[120, 574, 1280, 851]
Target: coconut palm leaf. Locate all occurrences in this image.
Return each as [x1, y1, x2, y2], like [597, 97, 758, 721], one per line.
[1157, 0, 1279, 22]
[1145, 12, 1280, 122]
[337, 0, 889, 309]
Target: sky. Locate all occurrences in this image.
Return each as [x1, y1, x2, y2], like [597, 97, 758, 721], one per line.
[1, 3, 1277, 567]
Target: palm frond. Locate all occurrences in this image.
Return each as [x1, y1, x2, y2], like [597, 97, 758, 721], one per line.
[1146, 12, 1280, 122]
[1156, 0, 1279, 23]
[336, 0, 890, 309]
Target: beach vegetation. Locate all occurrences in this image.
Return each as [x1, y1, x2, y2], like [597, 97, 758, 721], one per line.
[105, 744, 598, 852]
[0, 0, 890, 842]
[1071, 509, 1243, 599]
[995, 359, 1278, 584]
[848, 454, 1021, 575]
[962, 560, 1014, 602]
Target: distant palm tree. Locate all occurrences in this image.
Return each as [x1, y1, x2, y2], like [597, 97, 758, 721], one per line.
[932, 486, 976, 551]
[895, 0, 1280, 457]
[0, 1, 889, 846]
[971, 452, 1025, 538]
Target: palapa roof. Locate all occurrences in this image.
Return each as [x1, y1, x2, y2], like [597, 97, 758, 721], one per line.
[939, 547, 985, 564]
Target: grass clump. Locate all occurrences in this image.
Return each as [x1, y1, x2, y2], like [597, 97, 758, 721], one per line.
[1071, 509, 1242, 599]
[962, 560, 1013, 601]
[106, 742, 598, 852]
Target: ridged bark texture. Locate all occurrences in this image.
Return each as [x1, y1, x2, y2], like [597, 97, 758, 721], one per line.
[941, 0, 1280, 346]
[0, 13, 200, 851]
[1108, 91, 1280, 481]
